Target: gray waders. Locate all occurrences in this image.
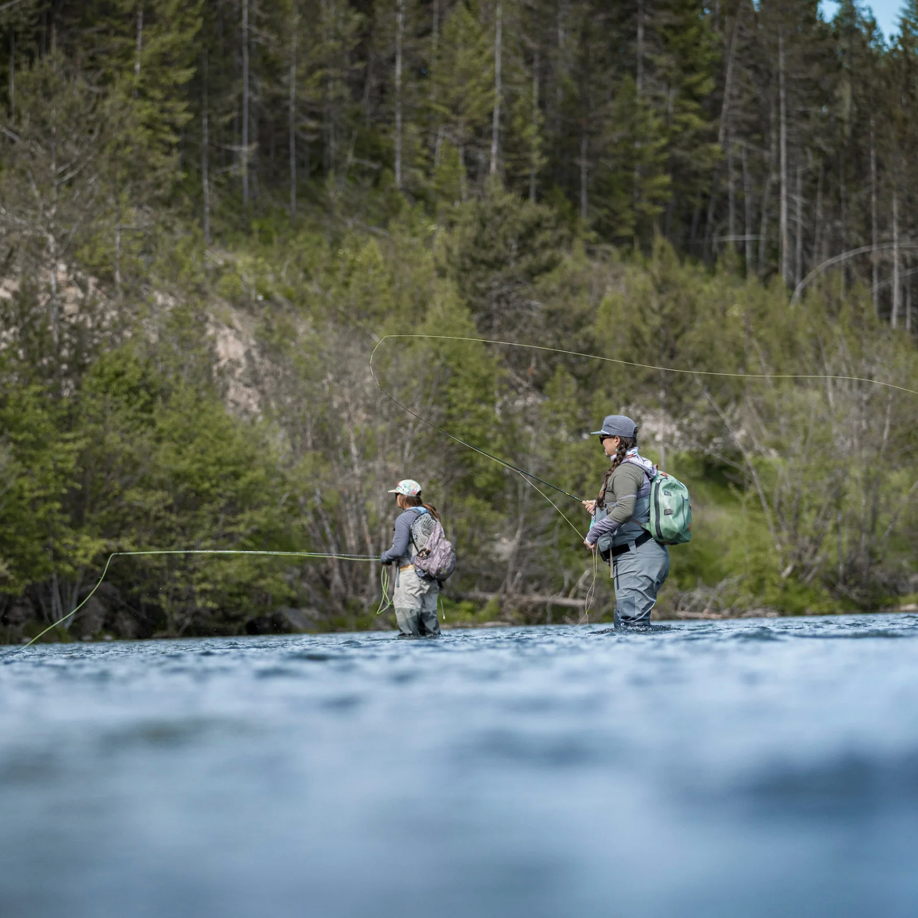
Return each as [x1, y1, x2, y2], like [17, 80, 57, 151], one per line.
[593, 452, 671, 629]
[609, 531, 670, 628]
[394, 565, 440, 637]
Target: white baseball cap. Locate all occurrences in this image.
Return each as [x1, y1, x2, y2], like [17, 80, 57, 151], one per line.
[388, 479, 422, 497]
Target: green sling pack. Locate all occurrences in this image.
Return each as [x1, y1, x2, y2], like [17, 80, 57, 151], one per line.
[642, 471, 692, 545]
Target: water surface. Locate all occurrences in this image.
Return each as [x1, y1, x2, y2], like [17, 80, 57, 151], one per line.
[2, 615, 918, 917]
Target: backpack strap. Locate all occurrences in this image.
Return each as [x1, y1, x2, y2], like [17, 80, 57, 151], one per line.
[620, 457, 655, 498]
[407, 507, 428, 552]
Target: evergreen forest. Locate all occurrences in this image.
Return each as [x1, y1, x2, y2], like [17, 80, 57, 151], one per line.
[1, 0, 918, 642]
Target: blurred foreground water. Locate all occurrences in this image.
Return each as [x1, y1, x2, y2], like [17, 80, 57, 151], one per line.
[2, 616, 918, 918]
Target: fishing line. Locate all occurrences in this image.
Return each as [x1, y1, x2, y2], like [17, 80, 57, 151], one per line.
[21, 331, 914, 647]
[369, 338, 585, 504]
[374, 566, 447, 622]
[370, 334, 918, 400]
[370, 333, 918, 615]
[512, 474, 586, 540]
[376, 564, 393, 616]
[369, 332, 918, 505]
[578, 549, 600, 626]
[22, 549, 380, 649]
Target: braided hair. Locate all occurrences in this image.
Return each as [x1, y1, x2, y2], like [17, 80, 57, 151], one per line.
[597, 432, 638, 508]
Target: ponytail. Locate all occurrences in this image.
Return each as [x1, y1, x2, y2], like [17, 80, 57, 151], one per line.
[401, 492, 441, 522]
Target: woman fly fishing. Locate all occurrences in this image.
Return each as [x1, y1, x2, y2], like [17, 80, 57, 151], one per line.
[582, 415, 670, 630]
[380, 479, 444, 637]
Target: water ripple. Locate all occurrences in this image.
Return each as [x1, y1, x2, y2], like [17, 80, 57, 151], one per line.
[2, 614, 918, 918]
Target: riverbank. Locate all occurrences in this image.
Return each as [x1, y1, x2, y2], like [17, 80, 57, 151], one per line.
[2, 205, 917, 640]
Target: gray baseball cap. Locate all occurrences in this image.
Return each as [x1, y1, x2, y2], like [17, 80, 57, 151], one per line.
[590, 415, 637, 438]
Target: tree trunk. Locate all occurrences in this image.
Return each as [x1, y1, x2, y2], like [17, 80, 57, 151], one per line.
[742, 142, 752, 277]
[892, 190, 901, 327]
[49, 99, 60, 352]
[325, 0, 336, 179]
[637, 0, 645, 91]
[431, 0, 439, 104]
[135, 5, 143, 89]
[530, 49, 539, 202]
[490, 0, 502, 176]
[459, 143, 467, 201]
[202, 55, 211, 245]
[795, 164, 803, 286]
[718, 4, 744, 147]
[704, 172, 720, 263]
[289, 17, 297, 221]
[778, 26, 789, 286]
[8, 31, 13, 118]
[634, 2, 645, 241]
[114, 226, 122, 292]
[907, 276, 912, 334]
[553, 2, 566, 185]
[242, 0, 250, 212]
[395, 0, 404, 189]
[840, 169, 848, 288]
[759, 172, 772, 277]
[728, 140, 735, 248]
[704, 7, 743, 261]
[814, 161, 823, 266]
[870, 117, 878, 315]
[690, 198, 702, 252]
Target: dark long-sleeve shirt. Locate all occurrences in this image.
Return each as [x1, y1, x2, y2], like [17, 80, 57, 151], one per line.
[585, 462, 646, 545]
[380, 509, 421, 565]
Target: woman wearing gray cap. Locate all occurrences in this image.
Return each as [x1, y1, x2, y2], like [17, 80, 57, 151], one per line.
[582, 416, 670, 630]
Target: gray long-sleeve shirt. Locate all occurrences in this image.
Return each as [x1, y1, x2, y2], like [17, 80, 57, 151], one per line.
[380, 509, 422, 565]
[585, 462, 646, 545]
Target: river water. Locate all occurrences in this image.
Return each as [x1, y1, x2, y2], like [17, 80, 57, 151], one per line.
[2, 615, 917, 918]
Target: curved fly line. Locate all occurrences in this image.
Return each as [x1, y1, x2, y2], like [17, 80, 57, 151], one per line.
[370, 333, 918, 400]
[17, 330, 918, 649]
[789, 242, 918, 310]
[20, 549, 384, 650]
[369, 332, 918, 536]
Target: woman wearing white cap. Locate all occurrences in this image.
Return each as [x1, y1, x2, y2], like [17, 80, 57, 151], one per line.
[380, 479, 442, 637]
[582, 415, 670, 630]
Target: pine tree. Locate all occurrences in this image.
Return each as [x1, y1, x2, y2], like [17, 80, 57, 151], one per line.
[66, 0, 202, 183]
[653, 0, 720, 248]
[0, 53, 110, 365]
[591, 76, 671, 243]
[429, 2, 494, 202]
[372, 0, 425, 192]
